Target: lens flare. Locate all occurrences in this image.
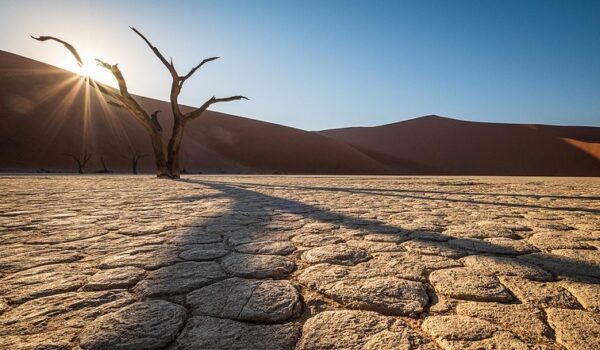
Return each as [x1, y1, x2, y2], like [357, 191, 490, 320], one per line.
[62, 49, 115, 87]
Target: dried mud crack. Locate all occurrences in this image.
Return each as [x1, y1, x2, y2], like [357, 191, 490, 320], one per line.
[0, 175, 599, 349]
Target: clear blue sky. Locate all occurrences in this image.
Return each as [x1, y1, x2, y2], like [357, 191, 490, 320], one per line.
[1, 0, 599, 129]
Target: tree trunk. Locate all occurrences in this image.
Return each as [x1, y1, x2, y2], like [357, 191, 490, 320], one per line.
[100, 157, 109, 173]
[166, 118, 185, 178]
[149, 133, 169, 178]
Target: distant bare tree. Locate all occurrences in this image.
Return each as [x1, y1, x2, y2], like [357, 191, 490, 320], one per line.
[123, 149, 147, 175]
[64, 151, 91, 174]
[99, 156, 110, 173]
[33, 28, 247, 178]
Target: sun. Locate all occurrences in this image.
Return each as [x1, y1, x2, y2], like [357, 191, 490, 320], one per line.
[63, 49, 116, 87]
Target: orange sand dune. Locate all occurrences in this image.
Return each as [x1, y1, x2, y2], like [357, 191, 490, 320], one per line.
[0, 51, 391, 174]
[1, 50, 599, 176]
[320, 116, 600, 176]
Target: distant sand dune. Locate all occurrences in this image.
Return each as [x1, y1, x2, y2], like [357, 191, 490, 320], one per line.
[1, 50, 599, 176]
[320, 116, 600, 176]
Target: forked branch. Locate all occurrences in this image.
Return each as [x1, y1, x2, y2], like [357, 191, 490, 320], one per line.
[94, 58, 154, 130]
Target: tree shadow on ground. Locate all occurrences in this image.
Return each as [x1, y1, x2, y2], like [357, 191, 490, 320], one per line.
[60, 176, 600, 350]
[211, 180, 600, 214]
[178, 178, 600, 283]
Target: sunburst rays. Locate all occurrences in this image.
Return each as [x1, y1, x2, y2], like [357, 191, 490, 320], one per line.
[89, 78, 137, 153]
[28, 34, 147, 170]
[26, 67, 137, 167]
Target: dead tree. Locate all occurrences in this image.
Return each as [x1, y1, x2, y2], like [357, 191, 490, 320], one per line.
[33, 28, 247, 178]
[64, 151, 92, 174]
[126, 27, 247, 178]
[99, 156, 110, 173]
[123, 149, 147, 174]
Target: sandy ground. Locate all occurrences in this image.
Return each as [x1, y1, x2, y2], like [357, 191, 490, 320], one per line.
[0, 175, 599, 349]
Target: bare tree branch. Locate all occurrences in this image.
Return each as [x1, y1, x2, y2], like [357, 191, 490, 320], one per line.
[129, 27, 184, 118]
[31, 35, 83, 66]
[151, 110, 162, 132]
[99, 156, 110, 173]
[95, 59, 131, 95]
[180, 57, 219, 82]
[94, 58, 154, 130]
[185, 95, 249, 121]
[121, 149, 148, 161]
[129, 26, 177, 78]
[106, 100, 125, 108]
[82, 151, 92, 165]
[87, 79, 123, 103]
